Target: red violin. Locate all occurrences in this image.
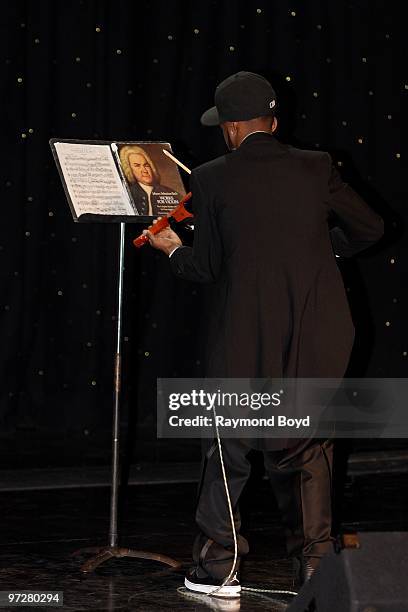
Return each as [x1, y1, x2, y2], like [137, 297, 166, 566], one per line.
[132, 192, 193, 248]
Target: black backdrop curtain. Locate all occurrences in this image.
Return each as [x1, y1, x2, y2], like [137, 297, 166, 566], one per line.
[0, 1, 406, 450]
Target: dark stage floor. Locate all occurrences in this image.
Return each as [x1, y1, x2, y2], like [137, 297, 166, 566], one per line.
[0, 465, 407, 612]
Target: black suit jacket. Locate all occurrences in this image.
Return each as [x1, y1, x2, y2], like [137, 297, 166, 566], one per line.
[170, 133, 383, 446]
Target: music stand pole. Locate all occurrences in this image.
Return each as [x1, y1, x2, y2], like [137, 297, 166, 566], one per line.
[74, 222, 180, 572]
[110, 220, 125, 548]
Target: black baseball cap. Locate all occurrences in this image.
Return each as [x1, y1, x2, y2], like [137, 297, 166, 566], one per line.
[200, 71, 277, 126]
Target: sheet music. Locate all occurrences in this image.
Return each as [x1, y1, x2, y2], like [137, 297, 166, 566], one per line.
[54, 142, 136, 217]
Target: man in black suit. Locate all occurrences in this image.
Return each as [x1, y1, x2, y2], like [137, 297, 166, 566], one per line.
[145, 71, 384, 598]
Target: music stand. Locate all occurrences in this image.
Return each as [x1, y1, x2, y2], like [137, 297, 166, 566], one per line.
[50, 138, 183, 572]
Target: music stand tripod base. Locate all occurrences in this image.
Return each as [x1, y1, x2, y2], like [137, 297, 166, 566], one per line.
[73, 546, 181, 573]
[72, 222, 180, 575]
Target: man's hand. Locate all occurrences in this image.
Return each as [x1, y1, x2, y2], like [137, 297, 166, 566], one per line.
[143, 219, 182, 256]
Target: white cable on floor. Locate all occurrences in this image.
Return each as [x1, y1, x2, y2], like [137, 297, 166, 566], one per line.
[242, 586, 298, 595]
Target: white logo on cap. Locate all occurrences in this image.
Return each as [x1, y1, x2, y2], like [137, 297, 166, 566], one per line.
[270, 100, 276, 108]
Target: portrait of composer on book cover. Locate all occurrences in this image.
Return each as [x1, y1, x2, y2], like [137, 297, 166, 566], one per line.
[119, 144, 184, 216]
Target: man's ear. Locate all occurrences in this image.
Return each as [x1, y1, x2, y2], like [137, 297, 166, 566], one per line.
[272, 116, 278, 133]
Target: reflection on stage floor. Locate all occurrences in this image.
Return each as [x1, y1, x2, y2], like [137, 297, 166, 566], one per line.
[0, 467, 407, 611]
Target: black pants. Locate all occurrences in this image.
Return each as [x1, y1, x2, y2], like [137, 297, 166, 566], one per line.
[192, 438, 334, 580]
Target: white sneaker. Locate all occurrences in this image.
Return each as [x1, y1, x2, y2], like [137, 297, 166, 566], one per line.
[184, 567, 241, 598]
